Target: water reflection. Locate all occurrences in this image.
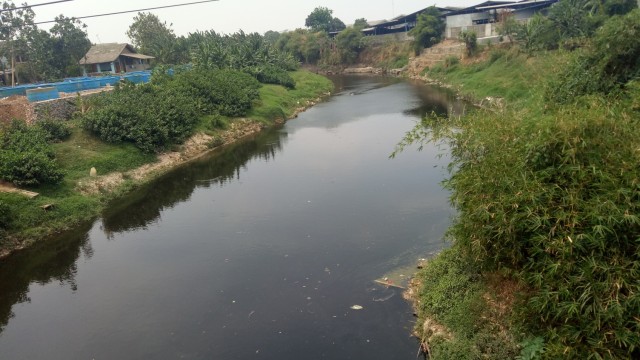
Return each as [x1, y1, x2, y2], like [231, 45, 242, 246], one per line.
[0, 223, 93, 332]
[101, 130, 287, 235]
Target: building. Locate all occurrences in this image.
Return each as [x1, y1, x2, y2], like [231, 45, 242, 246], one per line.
[329, 6, 456, 39]
[444, 0, 559, 39]
[79, 43, 154, 75]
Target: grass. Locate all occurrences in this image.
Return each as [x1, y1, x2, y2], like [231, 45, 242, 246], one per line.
[413, 245, 523, 359]
[248, 70, 333, 123]
[0, 70, 333, 254]
[424, 47, 570, 109]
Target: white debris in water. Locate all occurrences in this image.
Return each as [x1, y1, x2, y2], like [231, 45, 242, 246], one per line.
[350, 305, 364, 310]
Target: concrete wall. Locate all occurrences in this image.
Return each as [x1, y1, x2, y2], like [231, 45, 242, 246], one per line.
[447, 23, 498, 39]
[446, 13, 492, 38]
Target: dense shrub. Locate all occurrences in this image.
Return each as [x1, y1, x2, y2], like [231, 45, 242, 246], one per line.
[83, 82, 200, 153]
[83, 69, 260, 152]
[547, 9, 640, 103]
[409, 7, 445, 55]
[0, 120, 64, 186]
[36, 120, 71, 142]
[407, 99, 640, 358]
[247, 66, 295, 89]
[160, 69, 261, 116]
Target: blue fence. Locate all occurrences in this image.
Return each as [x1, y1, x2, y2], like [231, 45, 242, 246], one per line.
[0, 70, 153, 102]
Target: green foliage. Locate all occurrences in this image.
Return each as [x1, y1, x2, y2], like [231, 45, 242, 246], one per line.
[458, 30, 478, 57]
[335, 27, 365, 64]
[276, 29, 328, 65]
[248, 70, 333, 124]
[353, 18, 369, 30]
[409, 7, 445, 55]
[0, 120, 64, 186]
[547, 9, 640, 103]
[189, 30, 299, 84]
[247, 65, 295, 89]
[83, 69, 261, 152]
[547, 0, 598, 39]
[514, 14, 559, 52]
[414, 246, 521, 359]
[410, 98, 640, 358]
[36, 120, 71, 143]
[160, 68, 261, 116]
[305, 7, 345, 33]
[444, 56, 459, 68]
[18, 16, 91, 81]
[126, 12, 179, 64]
[517, 337, 545, 360]
[82, 82, 197, 153]
[0, 200, 11, 229]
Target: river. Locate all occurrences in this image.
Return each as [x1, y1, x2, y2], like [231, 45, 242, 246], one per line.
[0, 76, 464, 359]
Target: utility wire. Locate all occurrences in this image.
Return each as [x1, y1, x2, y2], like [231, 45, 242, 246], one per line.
[0, 0, 73, 13]
[34, 0, 219, 25]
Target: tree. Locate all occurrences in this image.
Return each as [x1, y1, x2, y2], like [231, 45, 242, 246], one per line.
[263, 30, 280, 45]
[408, 7, 444, 55]
[353, 18, 369, 30]
[126, 12, 178, 64]
[305, 7, 334, 32]
[330, 17, 346, 32]
[305, 7, 345, 33]
[0, 1, 36, 85]
[21, 15, 90, 81]
[335, 27, 364, 64]
[50, 16, 91, 75]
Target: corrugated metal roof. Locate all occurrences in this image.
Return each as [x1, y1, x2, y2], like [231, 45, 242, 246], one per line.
[476, 0, 557, 10]
[79, 43, 153, 65]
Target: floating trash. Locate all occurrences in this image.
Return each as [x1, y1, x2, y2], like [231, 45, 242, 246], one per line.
[350, 305, 364, 310]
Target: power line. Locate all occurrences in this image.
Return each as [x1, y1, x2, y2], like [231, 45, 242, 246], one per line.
[0, 0, 73, 13]
[34, 0, 219, 25]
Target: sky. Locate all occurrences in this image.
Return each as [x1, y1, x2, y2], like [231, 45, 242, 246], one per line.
[28, 0, 479, 44]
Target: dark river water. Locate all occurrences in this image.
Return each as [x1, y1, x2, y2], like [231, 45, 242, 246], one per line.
[0, 76, 463, 359]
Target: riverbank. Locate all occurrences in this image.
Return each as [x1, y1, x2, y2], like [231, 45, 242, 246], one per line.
[0, 70, 333, 259]
[403, 26, 640, 358]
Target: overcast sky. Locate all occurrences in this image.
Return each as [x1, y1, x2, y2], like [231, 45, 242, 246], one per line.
[30, 0, 478, 44]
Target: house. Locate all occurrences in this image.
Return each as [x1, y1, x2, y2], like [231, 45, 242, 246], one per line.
[444, 0, 559, 39]
[79, 43, 154, 75]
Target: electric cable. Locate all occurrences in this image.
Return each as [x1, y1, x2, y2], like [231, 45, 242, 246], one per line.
[34, 0, 219, 25]
[0, 0, 73, 13]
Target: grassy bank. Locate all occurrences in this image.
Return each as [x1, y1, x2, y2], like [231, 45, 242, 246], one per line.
[0, 70, 333, 257]
[408, 19, 640, 358]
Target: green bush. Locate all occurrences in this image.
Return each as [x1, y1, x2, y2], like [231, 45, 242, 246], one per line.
[248, 65, 295, 89]
[444, 56, 459, 68]
[0, 120, 64, 186]
[36, 120, 71, 142]
[459, 30, 478, 57]
[423, 100, 640, 358]
[83, 69, 260, 153]
[163, 69, 261, 117]
[83, 82, 200, 153]
[547, 9, 640, 103]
